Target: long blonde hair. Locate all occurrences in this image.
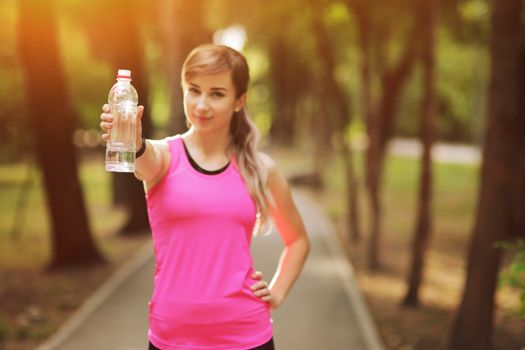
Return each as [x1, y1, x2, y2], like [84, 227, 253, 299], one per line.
[181, 44, 271, 235]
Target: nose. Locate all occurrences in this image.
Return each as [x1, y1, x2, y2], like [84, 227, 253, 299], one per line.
[195, 95, 210, 112]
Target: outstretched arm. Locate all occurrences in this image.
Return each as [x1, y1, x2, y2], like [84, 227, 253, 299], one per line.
[100, 104, 168, 186]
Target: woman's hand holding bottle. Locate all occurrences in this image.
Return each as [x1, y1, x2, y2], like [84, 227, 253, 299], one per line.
[99, 103, 144, 147]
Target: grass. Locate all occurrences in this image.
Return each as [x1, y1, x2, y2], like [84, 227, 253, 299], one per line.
[272, 144, 524, 350]
[0, 152, 150, 350]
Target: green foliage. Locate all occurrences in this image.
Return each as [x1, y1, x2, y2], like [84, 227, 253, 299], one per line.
[0, 1, 31, 162]
[396, 28, 488, 143]
[0, 315, 8, 341]
[459, 0, 489, 22]
[245, 47, 273, 137]
[58, 14, 112, 130]
[457, 0, 490, 44]
[144, 41, 170, 131]
[497, 240, 525, 318]
[324, 1, 352, 26]
[0, 0, 495, 159]
[435, 30, 487, 142]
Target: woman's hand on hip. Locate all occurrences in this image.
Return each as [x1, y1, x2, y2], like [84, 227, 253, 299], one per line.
[250, 271, 283, 310]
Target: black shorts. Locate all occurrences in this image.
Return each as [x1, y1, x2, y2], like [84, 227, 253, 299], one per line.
[148, 337, 275, 350]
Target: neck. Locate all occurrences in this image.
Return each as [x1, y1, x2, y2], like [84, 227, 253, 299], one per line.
[183, 127, 231, 158]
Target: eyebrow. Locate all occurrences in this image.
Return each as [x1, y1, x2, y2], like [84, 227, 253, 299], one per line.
[189, 82, 228, 92]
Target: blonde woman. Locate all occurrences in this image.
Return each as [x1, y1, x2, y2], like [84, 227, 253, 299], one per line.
[100, 44, 310, 350]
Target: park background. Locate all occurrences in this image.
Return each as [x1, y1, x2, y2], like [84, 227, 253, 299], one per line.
[0, 0, 524, 349]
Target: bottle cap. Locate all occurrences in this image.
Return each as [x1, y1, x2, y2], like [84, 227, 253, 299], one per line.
[117, 69, 131, 79]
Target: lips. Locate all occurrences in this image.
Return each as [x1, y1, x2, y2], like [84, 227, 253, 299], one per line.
[194, 115, 212, 122]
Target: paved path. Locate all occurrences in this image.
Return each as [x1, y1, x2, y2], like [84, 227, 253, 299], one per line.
[350, 137, 481, 165]
[388, 138, 481, 164]
[36, 191, 382, 350]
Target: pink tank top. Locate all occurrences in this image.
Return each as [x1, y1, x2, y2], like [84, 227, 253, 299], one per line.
[145, 135, 273, 350]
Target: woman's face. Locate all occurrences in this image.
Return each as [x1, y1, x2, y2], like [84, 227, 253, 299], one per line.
[183, 71, 246, 134]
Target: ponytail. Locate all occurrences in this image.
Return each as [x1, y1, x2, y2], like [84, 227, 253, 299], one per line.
[229, 107, 272, 236]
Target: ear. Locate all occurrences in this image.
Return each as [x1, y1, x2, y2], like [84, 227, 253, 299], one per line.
[234, 93, 247, 112]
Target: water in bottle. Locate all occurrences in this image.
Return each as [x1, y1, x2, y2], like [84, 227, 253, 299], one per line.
[105, 69, 138, 172]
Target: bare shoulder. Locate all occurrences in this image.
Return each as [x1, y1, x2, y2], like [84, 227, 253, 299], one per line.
[257, 152, 288, 190]
[147, 137, 171, 164]
[154, 134, 185, 155]
[258, 152, 277, 173]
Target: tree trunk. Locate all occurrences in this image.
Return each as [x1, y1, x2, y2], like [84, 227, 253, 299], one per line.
[312, 90, 332, 176]
[341, 142, 361, 242]
[346, 0, 418, 268]
[269, 37, 297, 146]
[158, 0, 212, 135]
[403, 0, 437, 307]
[351, 0, 373, 132]
[17, 0, 103, 269]
[311, 4, 361, 242]
[365, 60, 417, 268]
[366, 22, 417, 270]
[366, 151, 383, 269]
[352, 0, 374, 245]
[158, 0, 185, 134]
[449, 0, 525, 348]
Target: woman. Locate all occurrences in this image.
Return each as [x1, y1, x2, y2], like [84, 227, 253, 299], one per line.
[100, 44, 310, 350]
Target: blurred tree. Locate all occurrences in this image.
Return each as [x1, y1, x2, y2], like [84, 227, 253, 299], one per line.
[310, 0, 361, 242]
[268, 36, 301, 146]
[17, 0, 103, 268]
[208, 0, 315, 147]
[394, 0, 490, 144]
[403, 0, 438, 307]
[0, 2, 30, 162]
[257, 2, 311, 146]
[346, 0, 418, 269]
[157, 0, 212, 135]
[449, 0, 525, 348]
[72, 0, 154, 235]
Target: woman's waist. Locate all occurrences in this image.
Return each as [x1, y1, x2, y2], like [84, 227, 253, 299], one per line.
[153, 256, 257, 298]
[148, 298, 273, 350]
[149, 295, 270, 322]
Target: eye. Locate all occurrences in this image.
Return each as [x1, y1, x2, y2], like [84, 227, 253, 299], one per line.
[211, 91, 225, 98]
[188, 87, 200, 95]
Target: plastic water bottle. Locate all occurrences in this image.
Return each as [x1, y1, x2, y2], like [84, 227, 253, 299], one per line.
[105, 69, 138, 172]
